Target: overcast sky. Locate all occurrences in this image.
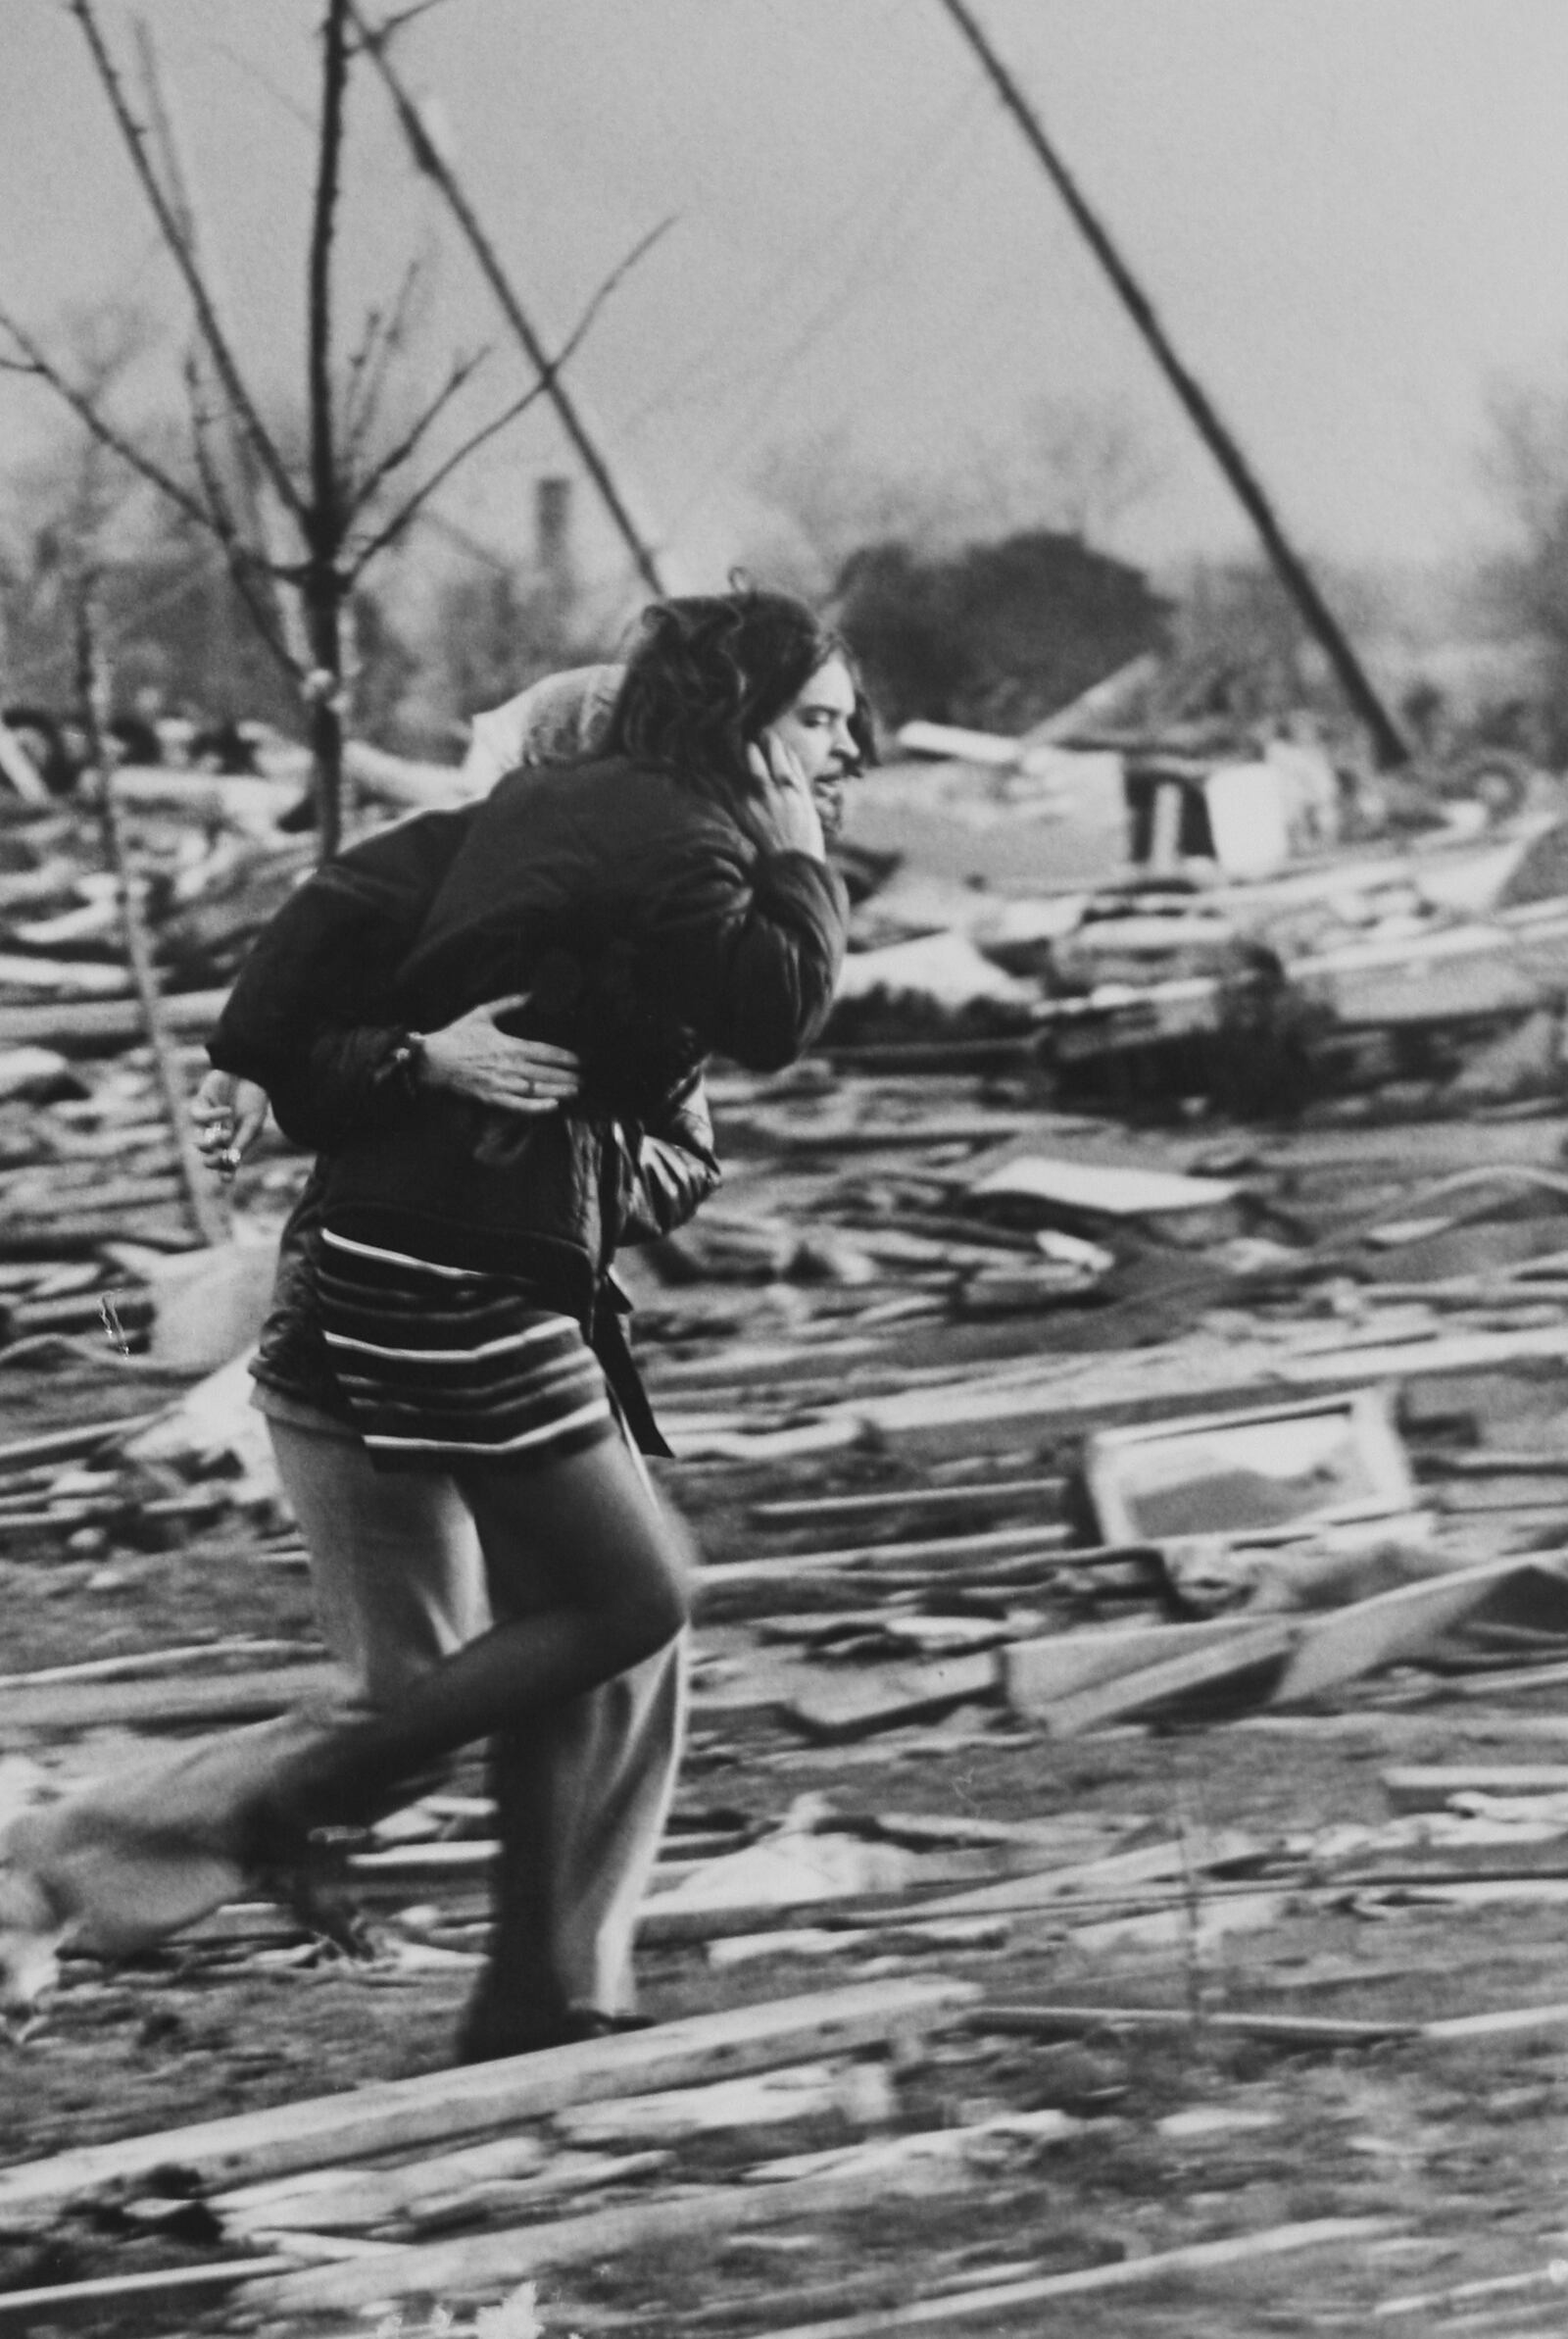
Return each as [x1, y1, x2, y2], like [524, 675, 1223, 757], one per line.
[8, 0, 1568, 594]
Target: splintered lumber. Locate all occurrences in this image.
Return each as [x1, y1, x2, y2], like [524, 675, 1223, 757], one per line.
[1273, 1559, 1543, 1705]
[682, 2217, 1404, 2339]
[702, 1539, 1151, 1614]
[246, 2155, 993, 2317]
[971, 2004, 1418, 2048]
[1375, 2264, 1568, 2319]
[968, 1154, 1243, 1227]
[0, 1978, 979, 2218]
[0, 1413, 169, 1473]
[211, 2138, 621, 2234]
[1029, 1620, 1296, 1736]
[1383, 1766, 1568, 1813]
[0, 1661, 337, 1738]
[716, 1525, 1072, 1579]
[751, 1476, 1067, 1527]
[782, 1654, 999, 1742]
[869, 1828, 1261, 1925]
[0, 986, 227, 1054]
[1423, 2001, 1568, 2041]
[0, 2258, 293, 2329]
[1005, 1617, 1283, 1720]
[0, 1640, 319, 1693]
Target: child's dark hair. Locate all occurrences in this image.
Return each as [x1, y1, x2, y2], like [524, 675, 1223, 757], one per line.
[609, 587, 857, 801]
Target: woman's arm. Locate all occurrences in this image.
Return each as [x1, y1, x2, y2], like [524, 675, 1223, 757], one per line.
[207, 808, 473, 1146]
[207, 807, 579, 1149]
[640, 835, 849, 1074]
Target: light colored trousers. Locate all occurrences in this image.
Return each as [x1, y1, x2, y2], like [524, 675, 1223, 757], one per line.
[5, 1411, 687, 2018]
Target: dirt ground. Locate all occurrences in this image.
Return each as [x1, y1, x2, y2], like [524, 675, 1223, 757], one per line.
[8, 1343, 1568, 2339]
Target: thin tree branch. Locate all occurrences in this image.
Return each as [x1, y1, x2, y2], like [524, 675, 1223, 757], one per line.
[184, 361, 303, 680]
[349, 0, 670, 594]
[133, 13, 310, 668]
[0, 305, 254, 550]
[341, 217, 671, 577]
[340, 254, 425, 462]
[343, 344, 488, 519]
[359, 0, 464, 45]
[67, 0, 307, 523]
[343, 380, 546, 575]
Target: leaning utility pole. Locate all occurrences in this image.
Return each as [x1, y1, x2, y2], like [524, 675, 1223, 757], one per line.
[350, 1, 667, 599]
[940, 0, 1410, 771]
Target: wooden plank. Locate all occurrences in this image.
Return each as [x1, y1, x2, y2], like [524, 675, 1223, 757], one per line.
[1423, 2000, 1568, 2041]
[968, 1154, 1241, 1222]
[0, 1978, 981, 2217]
[680, 2218, 1404, 2339]
[782, 1654, 998, 1742]
[1272, 1560, 1534, 1706]
[1031, 1621, 1297, 1738]
[212, 2141, 657, 2236]
[0, 1414, 169, 1474]
[750, 1477, 1068, 1526]
[0, 986, 227, 1053]
[868, 1829, 1261, 1924]
[0, 2257, 291, 2329]
[971, 2004, 1418, 2047]
[1005, 1617, 1275, 1719]
[1383, 1766, 1568, 1814]
[246, 2157, 1009, 2318]
[0, 1662, 338, 1738]
[722, 1525, 1072, 1576]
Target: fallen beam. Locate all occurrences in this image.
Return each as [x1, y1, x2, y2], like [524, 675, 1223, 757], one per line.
[0, 2257, 292, 2330]
[693, 2216, 1404, 2339]
[245, 2156, 988, 2317]
[1383, 1765, 1568, 1813]
[970, 2003, 1418, 2047]
[1274, 1559, 1544, 1706]
[1423, 2000, 1568, 2041]
[782, 1654, 998, 1742]
[750, 1476, 1068, 1527]
[1022, 1621, 1296, 1738]
[0, 1977, 980, 2218]
[0, 1414, 170, 1474]
[0, 1662, 337, 1738]
[0, 987, 227, 1054]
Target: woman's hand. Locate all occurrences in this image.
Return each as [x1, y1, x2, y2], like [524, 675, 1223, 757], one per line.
[191, 1070, 270, 1180]
[745, 731, 827, 862]
[418, 996, 582, 1116]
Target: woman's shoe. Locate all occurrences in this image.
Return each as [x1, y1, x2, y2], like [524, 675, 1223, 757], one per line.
[455, 1989, 654, 2065]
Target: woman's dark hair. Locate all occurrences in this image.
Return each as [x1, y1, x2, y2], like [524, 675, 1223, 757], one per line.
[609, 587, 855, 802]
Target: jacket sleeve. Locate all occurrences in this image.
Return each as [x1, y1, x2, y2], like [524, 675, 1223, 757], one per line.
[207, 807, 473, 1150]
[640, 839, 849, 1073]
[610, 1070, 721, 1248]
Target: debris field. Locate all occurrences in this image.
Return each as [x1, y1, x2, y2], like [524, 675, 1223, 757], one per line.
[11, 781, 1568, 2334]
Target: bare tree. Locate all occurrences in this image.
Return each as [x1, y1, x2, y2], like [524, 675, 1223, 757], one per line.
[0, 298, 172, 708]
[0, 1, 662, 855]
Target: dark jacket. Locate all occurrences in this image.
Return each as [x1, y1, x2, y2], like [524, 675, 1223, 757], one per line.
[215, 801, 734, 1452]
[295, 753, 848, 1294]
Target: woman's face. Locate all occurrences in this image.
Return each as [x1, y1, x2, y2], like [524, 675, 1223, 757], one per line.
[764, 655, 859, 835]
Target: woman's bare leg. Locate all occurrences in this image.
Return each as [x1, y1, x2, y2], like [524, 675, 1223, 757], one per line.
[457, 1436, 693, 2058]
[253, 1434, 691, 1837]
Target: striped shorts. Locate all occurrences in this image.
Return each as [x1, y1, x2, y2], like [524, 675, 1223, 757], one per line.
[318, 1227, 616, 1472]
